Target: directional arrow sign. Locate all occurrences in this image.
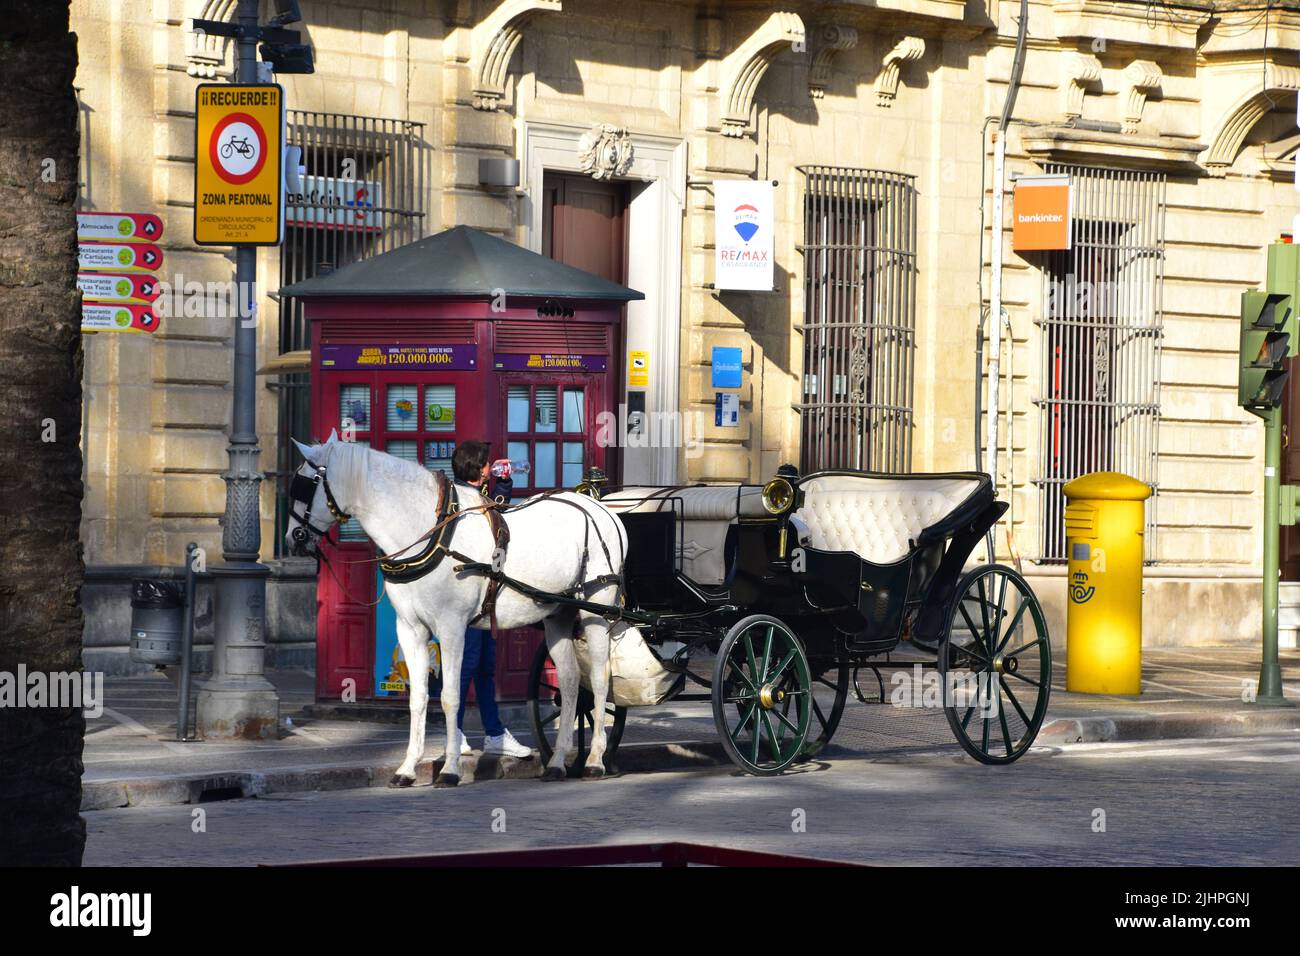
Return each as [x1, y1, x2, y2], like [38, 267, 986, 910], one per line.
[76, 212, 165, 243]
[81, 303, 160, 334]
[77, 272, 162, 304]
[78, 241, 164, 273]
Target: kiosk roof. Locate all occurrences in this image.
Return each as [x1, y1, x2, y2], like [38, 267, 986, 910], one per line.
[281, 224, 644, 302]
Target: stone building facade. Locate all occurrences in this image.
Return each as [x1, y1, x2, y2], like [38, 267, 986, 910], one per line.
[72, 0, 1300, 664]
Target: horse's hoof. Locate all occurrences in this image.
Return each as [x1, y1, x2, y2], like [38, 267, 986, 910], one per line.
[582, 766, 606, 780]
[388, 774, 415, 788]
[433, 773, 460, 789]
[541, 766, 566, 782]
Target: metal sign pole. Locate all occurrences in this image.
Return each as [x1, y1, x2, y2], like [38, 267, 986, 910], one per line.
[196, 0, 279, 738]
[1260, 406, 1287, 704]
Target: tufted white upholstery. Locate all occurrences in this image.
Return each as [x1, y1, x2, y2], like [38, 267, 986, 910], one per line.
[794, 475, 983, 564]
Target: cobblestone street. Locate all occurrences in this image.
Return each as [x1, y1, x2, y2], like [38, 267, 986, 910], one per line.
[84, 733, 1300, 866]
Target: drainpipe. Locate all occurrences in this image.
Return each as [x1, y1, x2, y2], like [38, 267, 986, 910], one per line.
[982, 0, 1030, 561]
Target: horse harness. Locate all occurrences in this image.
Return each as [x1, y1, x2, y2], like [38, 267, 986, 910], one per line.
[288, 463, 351, 546]
[293, 462, 623, 633]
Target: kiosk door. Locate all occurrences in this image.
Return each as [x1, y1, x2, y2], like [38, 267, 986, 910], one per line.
[315, 371, 484, 700]
[491, 375, 610, 698]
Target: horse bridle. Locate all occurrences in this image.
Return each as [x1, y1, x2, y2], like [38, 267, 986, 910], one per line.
[288, 462, 351, 552]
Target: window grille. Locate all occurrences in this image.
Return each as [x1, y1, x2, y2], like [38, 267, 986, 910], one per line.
[1033, 164, 1165, 562]
[796, 166, 917, 473]
[274, 110, 427, 555]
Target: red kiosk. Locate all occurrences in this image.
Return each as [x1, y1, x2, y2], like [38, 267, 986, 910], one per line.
[282, 225, 643, 703]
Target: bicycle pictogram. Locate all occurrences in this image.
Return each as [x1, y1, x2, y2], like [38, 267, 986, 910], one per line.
[220, 135, 256, 160]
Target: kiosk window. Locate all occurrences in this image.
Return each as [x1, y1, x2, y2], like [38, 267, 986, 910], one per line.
[563, 388, 584, 432]
[425, 384, 455, 431]
[339, 384, 371, 433]
[386, 384, 419, 432]
[505, 383, 587, 491]
[386, 440, 418, 463]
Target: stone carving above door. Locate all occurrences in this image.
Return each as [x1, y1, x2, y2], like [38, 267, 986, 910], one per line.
[578, 124, 635, 181]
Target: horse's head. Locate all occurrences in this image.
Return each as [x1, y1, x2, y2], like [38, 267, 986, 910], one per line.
[284, 429, 350, 558]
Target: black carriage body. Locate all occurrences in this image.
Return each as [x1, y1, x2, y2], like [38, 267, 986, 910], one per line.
[531, 470, 1051, 776]
[611, 470, 1005, 668]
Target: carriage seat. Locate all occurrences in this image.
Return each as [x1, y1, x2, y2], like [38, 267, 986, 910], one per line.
[603, 485, 765, 585]
[794, 473, 987, 566]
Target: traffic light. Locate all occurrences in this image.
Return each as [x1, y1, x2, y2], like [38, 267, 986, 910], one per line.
[1239, 289, 1293, 411]
[1239, 241, 1300, 415]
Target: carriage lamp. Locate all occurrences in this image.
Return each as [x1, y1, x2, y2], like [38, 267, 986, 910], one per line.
[575, 467, 608, 500]
[761, 476, 795, 515]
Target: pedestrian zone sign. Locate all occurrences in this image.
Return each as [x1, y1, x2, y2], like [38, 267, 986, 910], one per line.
[194, 84, 283, 246]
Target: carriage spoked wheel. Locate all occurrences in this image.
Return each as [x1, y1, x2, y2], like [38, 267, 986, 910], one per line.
[937, 564, 1051, 765]
[526, 641, 627, 777]
[800, 664, 850, 761]
[712, 615, 813, 775]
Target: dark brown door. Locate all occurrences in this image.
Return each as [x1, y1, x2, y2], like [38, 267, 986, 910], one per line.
[542, 173, 629, 284]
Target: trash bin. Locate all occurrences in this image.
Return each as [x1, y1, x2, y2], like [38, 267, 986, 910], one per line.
[1063, 472, 1152, 694]
[129, 579, 185, 666]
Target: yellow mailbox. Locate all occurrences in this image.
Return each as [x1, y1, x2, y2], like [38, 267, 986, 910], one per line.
[1062, 472, 1152, 695]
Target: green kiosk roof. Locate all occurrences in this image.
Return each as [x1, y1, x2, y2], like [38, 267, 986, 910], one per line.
[280, 224, 644, 302]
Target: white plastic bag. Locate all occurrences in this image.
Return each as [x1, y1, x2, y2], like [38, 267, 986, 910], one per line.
[574, 626, 678, 707]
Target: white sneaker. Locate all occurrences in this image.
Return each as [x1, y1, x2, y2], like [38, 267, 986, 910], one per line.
[450, 730, 471, 756]
[484, 729, 532, 758]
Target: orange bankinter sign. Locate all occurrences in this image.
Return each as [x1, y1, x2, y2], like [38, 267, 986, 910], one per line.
[1012, 175, 1072, 251]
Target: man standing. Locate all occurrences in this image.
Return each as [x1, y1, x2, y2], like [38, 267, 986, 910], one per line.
[448, 441, 532, 758]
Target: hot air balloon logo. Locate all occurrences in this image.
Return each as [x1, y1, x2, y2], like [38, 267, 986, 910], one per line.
[732, 204, 761, 243]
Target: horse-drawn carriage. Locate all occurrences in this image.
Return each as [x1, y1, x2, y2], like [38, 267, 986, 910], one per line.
[286, 435, 1051, 785]
[527, 467, 1052, 775]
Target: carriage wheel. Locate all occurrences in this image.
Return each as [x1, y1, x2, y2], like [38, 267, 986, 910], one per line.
[526, 641, 627, 775]
[712, 615, 812, 775]
[937, 564, 1051, 765]
[800, 664, 850, 760]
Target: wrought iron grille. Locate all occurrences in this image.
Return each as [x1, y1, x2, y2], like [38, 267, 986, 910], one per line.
[273, 110, 427, 555]
[1033, 164, 1165, 562]
[796, 166, 917, 473]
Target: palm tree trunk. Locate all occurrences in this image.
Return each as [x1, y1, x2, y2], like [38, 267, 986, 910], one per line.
[0, 0, 86, 866]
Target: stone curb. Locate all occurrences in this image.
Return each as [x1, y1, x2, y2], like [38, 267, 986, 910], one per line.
[79, 741, 729, 812]
[1038, 708, 1300, 745]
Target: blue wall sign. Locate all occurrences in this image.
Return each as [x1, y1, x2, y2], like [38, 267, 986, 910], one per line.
[712, 347, 743, 389]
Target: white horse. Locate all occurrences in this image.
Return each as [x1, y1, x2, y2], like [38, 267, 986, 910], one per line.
[284, 431, 629, 787]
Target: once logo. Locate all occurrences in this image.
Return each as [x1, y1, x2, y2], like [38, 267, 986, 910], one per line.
[210, 112, 267, 185]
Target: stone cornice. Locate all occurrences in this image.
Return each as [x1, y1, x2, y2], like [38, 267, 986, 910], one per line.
[1021, 124, 1207, 171]
[1052, 0, 1209, 52]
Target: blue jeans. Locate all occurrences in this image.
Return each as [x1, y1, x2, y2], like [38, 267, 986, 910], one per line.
[457, 627, 503, 737]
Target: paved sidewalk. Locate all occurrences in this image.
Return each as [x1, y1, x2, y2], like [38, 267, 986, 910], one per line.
[82, 647, 1300, 810]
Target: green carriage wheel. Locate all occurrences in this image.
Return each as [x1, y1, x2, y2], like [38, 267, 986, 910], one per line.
[712, 615, 812, 775]
[800, 663, 850, 760]
[937, 564, 1052, 765]
[526, 640, 627, 775]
